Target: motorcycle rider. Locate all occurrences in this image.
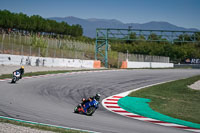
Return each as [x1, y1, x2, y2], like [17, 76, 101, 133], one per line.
[81, 97, 93, 107]
[75, 94, 101, 114]
[81, 98, 87, 107]
[81, 94, 101, 107]
[94, 93, 101, 101]
[13, 66, 24, 79]
[79, 97, 91, 112]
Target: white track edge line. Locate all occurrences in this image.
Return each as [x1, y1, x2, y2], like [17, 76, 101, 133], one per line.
[0, 115, 99, 133]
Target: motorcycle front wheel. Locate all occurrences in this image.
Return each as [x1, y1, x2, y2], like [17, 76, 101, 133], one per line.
[11, 77, 17, 83]
[86, 107, 96, 116]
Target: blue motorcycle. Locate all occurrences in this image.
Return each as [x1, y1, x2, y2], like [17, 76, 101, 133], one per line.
[74, 98, 99, 116]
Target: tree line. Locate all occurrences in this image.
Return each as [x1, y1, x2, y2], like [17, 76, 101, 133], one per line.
[111, 32, 200, 63]
[0, 10, 83, 37]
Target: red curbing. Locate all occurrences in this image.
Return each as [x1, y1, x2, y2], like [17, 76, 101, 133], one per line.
[104, 102, 118, 104]
[0, 78, 10, 81]
[102, 95, 200, 133]
[145, 120, 170, 124]
[126, 115, 147, 118]
[105, 99, 119, 101]
[112, 96, 124, 98]
[172, 126, 199, 130]
[106, 106, 120, 108]
[112, 110, 130, 113]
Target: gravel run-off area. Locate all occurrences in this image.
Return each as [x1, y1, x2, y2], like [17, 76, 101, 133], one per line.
[188, 80, 200, 90]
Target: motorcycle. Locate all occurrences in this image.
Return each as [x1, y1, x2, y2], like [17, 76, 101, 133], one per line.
[11, 71, 21, 83]
[74, 98, 99, 116]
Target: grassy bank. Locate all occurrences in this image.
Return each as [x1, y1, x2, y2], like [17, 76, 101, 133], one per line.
[0, 69, 107, 79]
[129, 75, 200, 124]
[0, 118, 87, 133]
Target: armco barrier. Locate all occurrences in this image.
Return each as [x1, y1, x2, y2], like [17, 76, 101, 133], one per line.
[121, 61, 174, 68]
[128, 61, 150, 68]
[151, 62, 174, 68]
[0, 54, 101, 69]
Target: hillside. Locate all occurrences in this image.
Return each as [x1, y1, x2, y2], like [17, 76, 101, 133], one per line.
[49, 16, 199, 38]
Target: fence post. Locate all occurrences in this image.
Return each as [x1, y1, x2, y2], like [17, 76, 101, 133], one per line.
[46, 47, 48, 57]
[20, 34, 21, 46]
[8, 34, 10, 46]
[1, 34, 4, 54]
[56, 39, 58, 48]
[30, 46, 32, 56]
[21, 45, 23, 55]
[61, 50, 63, 58]
[48, 38, 49, 48]
[12, 43, 13, 55]
[126, 50, 129, 61]
[82, 52, 84, 60]
[12, 34, 16, 55]
[75, 51, 77, 59]
[25, 35, 27, 45]
[54, 48, 56, 58]
[38, 47, 40, 57]
[1, 41, 3, 54]
[117, 52, 119, 68]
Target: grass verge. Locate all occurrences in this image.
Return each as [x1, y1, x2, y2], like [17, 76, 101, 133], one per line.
[129, 75, 200, 124]
[0, 69, 107, 79]
[0, 118, 88, 133]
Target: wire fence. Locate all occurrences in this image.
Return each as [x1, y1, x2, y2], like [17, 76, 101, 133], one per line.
[118, 52, 169, 63]
[0, 33, 170, 68]
[0, 42, 95, 60]
[0, 34, 95, 60]
[0, 33, 94, 51]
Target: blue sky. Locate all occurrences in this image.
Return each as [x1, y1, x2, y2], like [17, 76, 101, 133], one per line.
[0, 0, 200, 29]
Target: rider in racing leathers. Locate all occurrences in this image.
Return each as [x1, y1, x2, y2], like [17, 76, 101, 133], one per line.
[81, 94, 101, 107]
[81, 97, 92, 107]
[81, 93, 101, 107]
[78, 94, 101, 113]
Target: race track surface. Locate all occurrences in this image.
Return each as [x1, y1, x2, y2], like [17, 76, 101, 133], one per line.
[0, 69, 200, 133]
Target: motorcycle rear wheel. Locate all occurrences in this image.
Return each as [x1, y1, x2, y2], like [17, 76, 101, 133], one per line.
[74, 105, 81, 113]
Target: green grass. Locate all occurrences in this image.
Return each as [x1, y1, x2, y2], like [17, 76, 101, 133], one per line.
[0, 118, 87, 133]
[129, 75, 200, 124]
[0, 69, 107, 79]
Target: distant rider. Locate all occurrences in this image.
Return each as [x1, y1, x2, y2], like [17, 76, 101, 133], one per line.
[13, 66, 24, 79]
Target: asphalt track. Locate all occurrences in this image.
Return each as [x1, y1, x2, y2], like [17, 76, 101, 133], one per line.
[0, 69, 200, 133]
